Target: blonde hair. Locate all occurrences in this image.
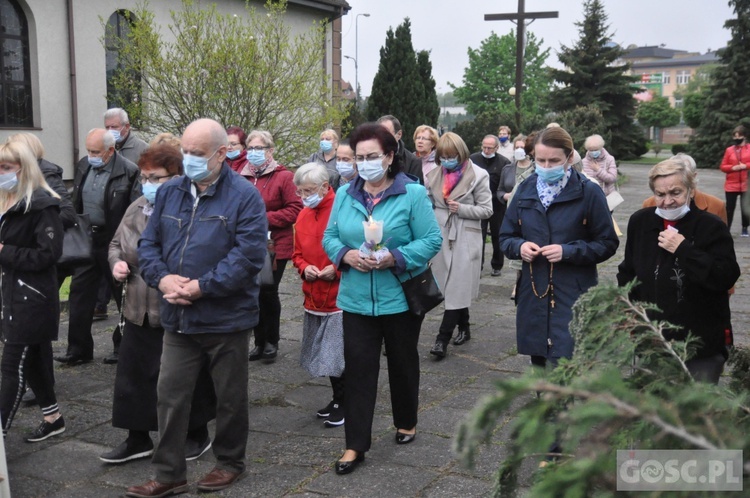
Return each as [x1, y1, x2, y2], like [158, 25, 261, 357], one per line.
[150, 132, 181, 149]
[0, 141, 59, 213]
[7, 133, 45, 160]
[413, 125, 439, 148]
[648, 158, 696, 193]
[435, 132, 470, 165]
[247, 130, 275, 149]
[320, 129, 339, 143]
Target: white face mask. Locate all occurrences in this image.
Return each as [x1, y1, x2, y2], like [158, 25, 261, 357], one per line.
[655, 203, 690, 221]
[514, 148, 526, 160]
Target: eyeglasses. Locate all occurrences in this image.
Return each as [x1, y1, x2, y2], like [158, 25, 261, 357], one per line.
[138, 174, 173, 185]
[295, 186, 322, 197]
[228, 142, 242, 147]
[415, 136, 432, 142]
[355, 153, 385, 163]
[246, 146, 269, 152]
[481, 146, 497, 150]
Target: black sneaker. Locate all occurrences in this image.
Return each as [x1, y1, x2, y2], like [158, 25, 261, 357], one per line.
[100, 438, 154, 464]
[92, 306, 109, 321]
[323, 403, 344, 428]
[316, 400, 336, 418]
[185, 436, 212, 461]
[25, 415, 65, 442]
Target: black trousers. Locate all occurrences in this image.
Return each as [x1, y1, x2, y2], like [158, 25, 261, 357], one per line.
[436, 308, 470, 343]
[725, 191, 749, 230]
[1, 341, 59, 431]
[65, 234, 122, 358]
[253, 258, 288, 347]
[481, 200, 505, 271]
[342, 310, 423, 453]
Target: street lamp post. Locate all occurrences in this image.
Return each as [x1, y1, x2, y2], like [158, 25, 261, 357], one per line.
[344, 55, 357, 101]
[354, 13, 370, 102]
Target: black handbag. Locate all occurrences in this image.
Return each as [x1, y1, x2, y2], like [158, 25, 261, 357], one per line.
[400, 266, 444, 317]
[58, 214, 93, 268]
[258, 237, 277, 288]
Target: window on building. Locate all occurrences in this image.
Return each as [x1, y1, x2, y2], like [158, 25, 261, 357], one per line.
[676, 70, 691, 85]
[662, 72, 671, 85]
[0, 0, 33, 127]
[674, 98, 684, 108]
[105, 10, 140, 113]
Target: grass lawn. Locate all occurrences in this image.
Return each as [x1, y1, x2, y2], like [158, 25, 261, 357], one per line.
[59, 276, 71, 301]
[622, 156, 663, 165]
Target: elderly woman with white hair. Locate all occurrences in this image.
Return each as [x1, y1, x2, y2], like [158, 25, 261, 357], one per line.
[310, 128, 341, 188]
[292, 163, 345, 427]
[581, 134, 617, 196]
[618, 158, 739, 383]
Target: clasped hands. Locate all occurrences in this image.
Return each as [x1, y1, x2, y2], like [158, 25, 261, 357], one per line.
[657, 227, 685, 254]
[343, 249, 395, 273]
[303, 264, 337, 282]
[159, 274, 202, 306]
[520, 241, 563, 264]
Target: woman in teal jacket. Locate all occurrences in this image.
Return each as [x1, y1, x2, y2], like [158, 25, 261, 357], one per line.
[323, 123, 442, 475]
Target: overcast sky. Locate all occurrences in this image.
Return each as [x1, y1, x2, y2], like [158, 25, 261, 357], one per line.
[341, 0, 735, 98]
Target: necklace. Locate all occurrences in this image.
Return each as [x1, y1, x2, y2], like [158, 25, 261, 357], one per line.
[307, 281, 333, 310]
[529, 261, 555, 308]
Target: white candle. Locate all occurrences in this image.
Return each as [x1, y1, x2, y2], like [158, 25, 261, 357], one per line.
[362, 216, 383, 245]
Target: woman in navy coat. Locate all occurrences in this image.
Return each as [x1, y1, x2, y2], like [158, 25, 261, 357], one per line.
[499, 127, 619, 367]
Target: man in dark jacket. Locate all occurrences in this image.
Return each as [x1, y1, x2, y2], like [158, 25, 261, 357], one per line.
[104, 107, 148, 165]
[54, 129, 140, 365]
[128, 118, 267, 497]
[470, 135, 510, 276]
[377, 115, 424, 184]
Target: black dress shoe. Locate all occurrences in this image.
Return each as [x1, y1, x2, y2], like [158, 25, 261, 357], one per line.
[491, 269, 502, 277]
[248, 346, 262, 361]
[396, 431, 416, 445]
[261, 343, 278, 360]
[453, 329, 471, 346]
[103, 351, 119, 364]
[429, 341, 447, 359]
[53, 354, 92, 365]
[335, 451, 365, 475]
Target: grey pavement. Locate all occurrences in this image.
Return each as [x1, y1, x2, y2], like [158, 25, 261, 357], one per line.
[4, 163, 749, 497]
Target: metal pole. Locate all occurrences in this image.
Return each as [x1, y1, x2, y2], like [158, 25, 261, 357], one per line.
[514, 0, 525, 133]
[355, 13, 370, 103]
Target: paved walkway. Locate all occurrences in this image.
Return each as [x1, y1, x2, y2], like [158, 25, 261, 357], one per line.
[4, 163, 749, 497]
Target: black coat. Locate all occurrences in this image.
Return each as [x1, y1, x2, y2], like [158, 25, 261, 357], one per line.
[0, 189, 63, 344]
[397, 140, 424, 185]
[39, 158, 76, 229]
[617, 206, 740, 359]
[71, 151, 141, 241]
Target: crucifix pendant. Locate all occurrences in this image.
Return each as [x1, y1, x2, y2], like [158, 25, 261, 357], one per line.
[551, 298, 555, 309]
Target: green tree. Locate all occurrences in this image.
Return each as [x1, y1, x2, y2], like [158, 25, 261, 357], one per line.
[417, 50, 440, 128]
[682, 92, 708, 130]
[690, 0, 750, 168]
[673, 65, 716, 131]
[451, 30, 551, 127]
[555, 104, 609, 154]
[105, 0, 346, 166]
[637, 96, 681, 132]
[366, 18, 428, 150]
[549, 0, 646, 160]
[455, 282, 750, 497]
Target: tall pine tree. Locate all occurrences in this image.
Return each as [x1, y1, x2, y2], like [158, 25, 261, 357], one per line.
[690, 0, 750, 168]
[366, 18, 426, 150]
[417, 50, 440, 128]
[549, 0, 646, 159]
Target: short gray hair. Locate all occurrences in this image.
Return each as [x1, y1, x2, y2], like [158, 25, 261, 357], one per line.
[246, 130, 275, 149]
[670, 153, 697, 174]
[483, 134, 500, 146]
[294, 162, 329, 186]
[104, 107, 129, 125]
[584, 134, 605, 150]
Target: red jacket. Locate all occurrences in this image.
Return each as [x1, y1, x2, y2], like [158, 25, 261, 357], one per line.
[720, 144, 750, 193]
[292, 189, 340, 312]
[228, 154, 248, 173]
[242, 162, 302, 259]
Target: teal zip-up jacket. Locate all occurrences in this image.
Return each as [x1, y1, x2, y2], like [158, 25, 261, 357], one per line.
[323, 173, 442, 316]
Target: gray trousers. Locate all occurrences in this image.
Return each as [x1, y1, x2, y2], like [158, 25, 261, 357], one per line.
[152, 329, 250, 483]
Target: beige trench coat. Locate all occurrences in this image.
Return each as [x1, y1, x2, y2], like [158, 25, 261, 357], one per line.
[425, 162, 493, 310]
[108, 196, 162, 327]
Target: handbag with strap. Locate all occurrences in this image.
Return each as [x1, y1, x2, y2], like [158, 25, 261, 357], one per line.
[400, 266, 444, 317]
[258, 236, 277, 288]
[58, 213, 93, 268]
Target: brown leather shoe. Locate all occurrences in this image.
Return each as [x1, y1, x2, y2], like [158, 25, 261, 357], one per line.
[125, 480, 188, 498]
[196, 467, 246, 491]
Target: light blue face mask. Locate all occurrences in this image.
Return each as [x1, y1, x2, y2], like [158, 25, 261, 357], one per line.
[535, 164, 565, 184]
[356, 159, 387, 182]
[0, 172, 18, 191]
[226, 149, 241, 160]
[141, 182, 160, 204]
[336, 161, 356, 179]
[108, 129, 121, 143]
[183, 150, 217, 181]
[88, 156, 104, 168]
[590, 150, 601, 159]
[246, 149, 267, 166]
[320, 140, 334, 152]
[302, 191, 323, 208]
[441, 158, 460, 170]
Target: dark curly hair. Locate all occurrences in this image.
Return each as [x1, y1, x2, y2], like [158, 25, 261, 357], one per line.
[138, 143, 183, 176]
[349, 123, 402, 178]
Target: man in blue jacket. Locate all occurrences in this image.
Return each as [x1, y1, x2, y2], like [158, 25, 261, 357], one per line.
[127, 119, 267, 498]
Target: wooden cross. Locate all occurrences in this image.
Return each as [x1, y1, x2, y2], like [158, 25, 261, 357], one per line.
[485, 0, 558, 131]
